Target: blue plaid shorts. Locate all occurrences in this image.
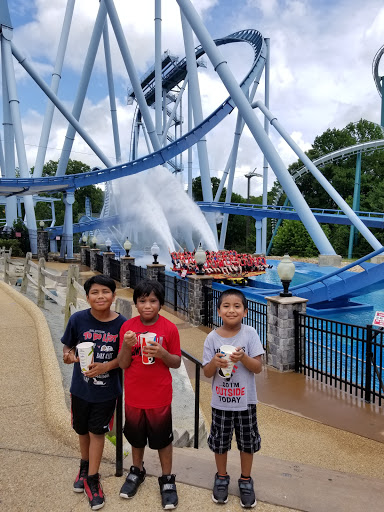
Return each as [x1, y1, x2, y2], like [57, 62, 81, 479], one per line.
[208, 404, 261, 454]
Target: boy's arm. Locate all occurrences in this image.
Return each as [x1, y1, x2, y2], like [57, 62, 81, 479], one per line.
[117, 330, 137, 369]
[231, 350, 263, 374]
[203, 352, 228, 378]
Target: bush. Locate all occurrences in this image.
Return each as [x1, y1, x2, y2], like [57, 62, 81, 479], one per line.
[0, 238, 24, 257]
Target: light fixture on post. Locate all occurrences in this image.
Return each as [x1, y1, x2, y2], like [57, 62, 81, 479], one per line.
[123, 237, 132, 257]
[39, 220, 45, 230]
[277, 254, 295, 297]
[105, 238, 112, 252]
[82, 234, 88, 245]
[151, 242, 160, 264]
[91, 235, 97, 249]
[194, 243, 206, 275]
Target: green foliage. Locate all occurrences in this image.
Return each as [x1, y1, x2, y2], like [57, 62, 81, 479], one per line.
[272, 221, 331, 257]
[0, 238, 24, 257]
[33, 160, 104, 226]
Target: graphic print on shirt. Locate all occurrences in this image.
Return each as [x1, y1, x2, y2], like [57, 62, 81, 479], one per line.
[215, 346, 245, 404]
[80, 329, 119, 386]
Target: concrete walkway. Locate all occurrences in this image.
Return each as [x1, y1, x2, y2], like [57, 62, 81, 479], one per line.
[1, 274, 383, 512]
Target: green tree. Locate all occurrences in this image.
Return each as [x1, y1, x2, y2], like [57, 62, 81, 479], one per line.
[32, 160, 104, 226]
[272, 220, 331, 257]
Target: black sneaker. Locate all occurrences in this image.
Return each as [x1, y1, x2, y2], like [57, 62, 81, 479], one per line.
[84, 473, 105, 510]
[238, 477, 257, 508]
[73, 459, 89, 493]
[212, 473, 230, 504]
[119, 465, 146, 499]
[158, 474, 178, 509]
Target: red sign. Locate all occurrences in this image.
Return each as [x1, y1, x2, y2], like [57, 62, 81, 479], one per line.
[15, 232, 21, 238]
[372, 311, 384, 327]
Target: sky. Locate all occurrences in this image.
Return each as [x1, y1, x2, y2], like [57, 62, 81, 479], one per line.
[2, 0, 384, 199]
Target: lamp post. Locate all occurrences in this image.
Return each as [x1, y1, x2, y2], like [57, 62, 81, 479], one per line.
[39, 220, 45, 230]
[194, 243, 206, 274]
[82, 234, 88, 245]
[244, 168, 262, 251]
[277, 254, 295, 297]
[105, 238, 112, 252]
[123, 238, 132, 257]
[91, 235, 97, 249]
[151, 242, 160, 264]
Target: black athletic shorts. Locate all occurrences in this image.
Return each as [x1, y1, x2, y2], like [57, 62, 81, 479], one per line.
[71, 394, 116, 436]
[124, 404, 173, 450]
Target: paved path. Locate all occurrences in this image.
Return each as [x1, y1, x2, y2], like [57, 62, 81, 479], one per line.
[1, 268, 384, 512]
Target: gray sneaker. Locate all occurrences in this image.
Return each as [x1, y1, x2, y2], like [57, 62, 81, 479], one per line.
[238, 477, 257, 508]
[212, 473, 230, 504]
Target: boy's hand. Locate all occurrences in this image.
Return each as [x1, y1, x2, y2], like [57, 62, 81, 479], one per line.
[230, 347, 244, 363]
[142, 341, 165, 359]
[85, 362, 107, 377]
[123, 330, 138, 349]
[212, 352, 229, 369]
[63, 349, 79, 365]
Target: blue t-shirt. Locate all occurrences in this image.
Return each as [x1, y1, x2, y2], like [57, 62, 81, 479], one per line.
[61, 309, 126, 403]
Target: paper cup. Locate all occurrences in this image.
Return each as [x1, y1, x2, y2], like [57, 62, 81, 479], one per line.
[77, 342, 94, 374]
[139, 332, 156, 365]
[220, 344, 237, 378]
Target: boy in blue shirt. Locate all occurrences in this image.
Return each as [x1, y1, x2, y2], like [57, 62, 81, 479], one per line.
[62, 275, 126, 510]
[203, 289, 264, 508]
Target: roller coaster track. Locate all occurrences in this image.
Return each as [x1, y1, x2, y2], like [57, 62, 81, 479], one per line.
[373, 44, 384, 97]
[0, 29, 266, 197]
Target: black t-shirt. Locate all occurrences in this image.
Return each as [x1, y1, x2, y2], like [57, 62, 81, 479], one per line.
[61, 309, 126, 403]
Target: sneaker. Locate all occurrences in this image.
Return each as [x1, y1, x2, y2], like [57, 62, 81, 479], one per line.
[212, 473, 230, 504]
[238, 477, 257, 508]
[158, 474, 178, 509]
[119, 465, 146, 499]
[73, 459, 89, 493]
[84, 473, 105, 510]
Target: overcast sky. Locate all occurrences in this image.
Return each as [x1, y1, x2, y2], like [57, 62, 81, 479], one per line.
[3, 0, 384, 199]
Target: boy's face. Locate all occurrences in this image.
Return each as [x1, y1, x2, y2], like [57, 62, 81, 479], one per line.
[136, 291, 161, 325]
[218, 294, 247, 327]
[87, 283, 115, 312]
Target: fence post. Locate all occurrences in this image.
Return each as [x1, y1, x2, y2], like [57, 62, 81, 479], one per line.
[80, 245, 89, 265]
[103, 252, 115, 276]
[146, 263, 166, 281]
[64, 265, 80, 327]
[364, 325, 373, 403]
[21, 252, 32, 294]
[4, 251, 10, 284]
[187, 275, 213, 327]
[90, 248, 100, 271]
[120, 256, 135, 288]
[37, 258, 46, 308]
[173, 276, 178, 311]
[294, 310, 300, 373]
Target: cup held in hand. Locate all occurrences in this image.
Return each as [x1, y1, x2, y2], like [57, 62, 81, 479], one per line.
[220, 344, 237, 378]
[139, 332, 157, 364]
[77, 342, 95, 374]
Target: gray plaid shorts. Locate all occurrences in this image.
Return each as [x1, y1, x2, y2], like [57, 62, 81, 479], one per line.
[208, 404, 261, 454]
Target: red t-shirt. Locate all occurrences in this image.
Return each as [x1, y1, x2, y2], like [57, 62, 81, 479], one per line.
[119, 315, 181, 409]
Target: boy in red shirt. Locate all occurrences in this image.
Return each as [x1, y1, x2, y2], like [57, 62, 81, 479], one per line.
[117, 280, 181, 509]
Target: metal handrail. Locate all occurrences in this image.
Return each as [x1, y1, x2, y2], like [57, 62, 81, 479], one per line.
[181, 348, 203, 449]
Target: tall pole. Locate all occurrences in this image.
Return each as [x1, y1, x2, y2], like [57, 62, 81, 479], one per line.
[381, 77, 384, 128]
[262, 38, 270, 254]
[155, 0, 163, 141]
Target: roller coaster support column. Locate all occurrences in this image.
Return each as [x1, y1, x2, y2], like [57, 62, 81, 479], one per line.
[56, 0, 110, 176]
[1, 25, 37, 254]
[180, 11, 217, 240]
[1, 40, 17, 229]
[177, 0, 335, 256]
[33, 0, 75, 178]
[262, 38, 270, 254]
[155, 0, 163, 140]
[253, 101, 382, 252]
[60, 191, 75, 260]
[381, 77, 384, 128]
[348, 151, 361, 259]
[255, 219, 262, 253]
[105, 0, 161, 153]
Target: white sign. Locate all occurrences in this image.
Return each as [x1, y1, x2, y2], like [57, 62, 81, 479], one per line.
[372, 311, 384, 327]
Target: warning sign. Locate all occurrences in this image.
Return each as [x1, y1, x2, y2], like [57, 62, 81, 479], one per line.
[372, 311, 384, 327]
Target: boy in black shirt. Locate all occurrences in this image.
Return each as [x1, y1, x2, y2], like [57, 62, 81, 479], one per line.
[62, 275, 126, 510]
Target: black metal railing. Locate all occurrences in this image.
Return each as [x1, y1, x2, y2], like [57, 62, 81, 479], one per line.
[161, 273, 189, 314]
[295, 312, 384, 405]
[85, 249, 90, 267]
[181, 349, 203, 449]
[96, 253, 103, 273]
[110, 258, 121, 282]
[203, 286, 268, 349]
[129, 263, 147, 288]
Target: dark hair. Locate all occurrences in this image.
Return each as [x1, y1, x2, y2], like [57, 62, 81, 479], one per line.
[84, 274, 116, 296]
[217, 288, 248, 310]
[133, 279, 165, 305]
